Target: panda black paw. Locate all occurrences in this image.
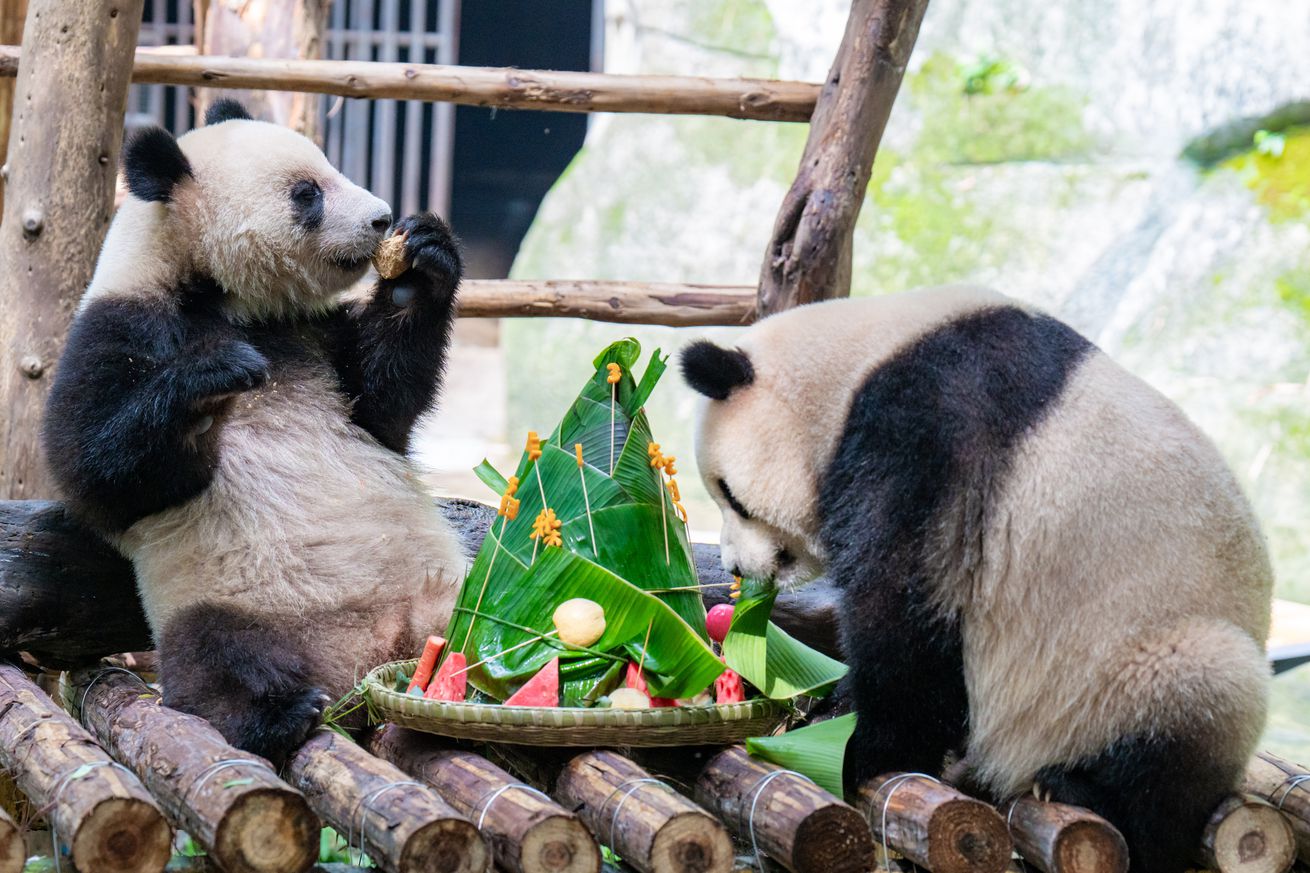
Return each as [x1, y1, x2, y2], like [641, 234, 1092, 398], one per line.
[391, 212, 462, 297]
[241, 686, 331, 767]
[187, 339, 269, 399]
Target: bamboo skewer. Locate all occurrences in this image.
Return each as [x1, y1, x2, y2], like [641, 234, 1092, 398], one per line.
[606, 364, 621, 475]
[1244, 753, 1310, 863]
[555, 751, 732, 873]
[465, 515, 510, 650]
[1001, 795, 1127, 873]
[855, 773, 1009, 873]
[69, 667, 318, 873]
[456, 630, 560, 677]
[575, 444, 597, 556]
[1197, 794, 1295, 873]
[371, 727, 599, 873]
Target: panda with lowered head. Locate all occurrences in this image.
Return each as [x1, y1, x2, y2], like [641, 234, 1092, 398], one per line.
[43, 99, 466, 764]
[681, 286, 1272, 873]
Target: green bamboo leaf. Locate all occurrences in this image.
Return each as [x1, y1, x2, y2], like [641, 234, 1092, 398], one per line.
[745, 714, 857, 797]
[472, 459, 509, 496]
[626, 349, 668, 414]
[723, 581, 847, 699]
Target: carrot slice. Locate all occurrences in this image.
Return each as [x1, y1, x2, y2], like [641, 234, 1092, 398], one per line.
[407, 635, 446, 694]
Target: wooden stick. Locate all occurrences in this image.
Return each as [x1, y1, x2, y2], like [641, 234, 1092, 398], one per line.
[609, 383, 617, 474]
[69, 667, 318, 873]
[457, 280, 758, 325]
[1001, 795, 1127, 873]
[370, 726, 599, 873]
[1197, 794, 1295, 873]
[0, 664, 171, 873]
[285, 729, 488, 873]
[575, 444, 597, 556]
[0, 805, 23, 873]
[1243, 752, 1310, 863]
[464, 515, 509, 650]
[855, 773, 1010, 873]
[555, 750, 732, 873]
[0, 46, 819, 121]
[696, 746, 873, 873]
[756, 0, 929, 316]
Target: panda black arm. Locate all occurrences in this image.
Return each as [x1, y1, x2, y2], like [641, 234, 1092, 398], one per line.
[43, 293, 268, 531]
[327, 213, 461, 453]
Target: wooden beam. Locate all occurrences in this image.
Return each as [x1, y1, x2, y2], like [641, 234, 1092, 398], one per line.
[755, 0, 929, 317]
[0, 2, 144, 500]
[0, 45, 820, 122]
[0, 0, 27, 218]
[1197, 794, 1295, 873]
[457, 280, 756, 326]
[1244, 753, 1310, 864]
[1001, 796, 1127, 873]
[854, 773, 1009, 873]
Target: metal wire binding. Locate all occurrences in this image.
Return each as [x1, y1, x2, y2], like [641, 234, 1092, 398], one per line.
[1273, 773, 1310, 809]
[348, 780, 423, 861]
[742, 769, 813, 871]
[474, 782, 553, 830]
[600, 777, 666, 849]
[870, 772, 940, 873]
[77, 667, 151, 730]
[182, 758, 275, 805]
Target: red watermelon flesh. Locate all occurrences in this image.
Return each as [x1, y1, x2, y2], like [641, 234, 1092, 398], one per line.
[424, 652, 467, 701]
[715, 668, 745, 704]
[505, 657, 560, 706]
[625, 662, 676, 707]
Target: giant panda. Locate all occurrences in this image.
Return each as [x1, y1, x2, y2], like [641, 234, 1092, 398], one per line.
[43, 99, 466, 764]
[681, 286, 1272, 873]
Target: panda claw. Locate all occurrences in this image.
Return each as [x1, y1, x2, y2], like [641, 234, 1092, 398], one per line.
[391, 212, 461, 294]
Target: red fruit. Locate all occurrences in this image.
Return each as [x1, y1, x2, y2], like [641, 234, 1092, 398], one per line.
[407, 635, 447, 694]
[505, 657, 560, 706]
[715, 668, 745, 704]
[705, 604, 734, 643]
[424, 652, 467, 701]
[625, 662, 676, 706]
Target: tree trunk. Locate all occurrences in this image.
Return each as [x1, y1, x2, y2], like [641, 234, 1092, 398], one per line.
[196, 0, 331, 143]
[695, 746, 873, 873]
[285, 729, 489, 873]
[370, 726, 600, 873]
[555, 750, 732, 873]
[0, 664, 172, 873]
[0, 0, 27, 218]
[755, 0, 930, 317]
[1197, 795, 1295, 873]
[0, 0, 144, 500]
[1242, 753, 1310, 864]
[1000, 796, 1127, 873]
[854, 773, 1010, 873]
[68, 667, 319, 873]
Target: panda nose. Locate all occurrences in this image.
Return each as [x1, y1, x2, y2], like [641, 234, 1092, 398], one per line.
[369, 212, 393, 233]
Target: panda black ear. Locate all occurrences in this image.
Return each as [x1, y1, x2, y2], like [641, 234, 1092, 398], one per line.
[681, 340, 754, 400]
[204, 98, 253, 126]
[122, 126, 193, 203]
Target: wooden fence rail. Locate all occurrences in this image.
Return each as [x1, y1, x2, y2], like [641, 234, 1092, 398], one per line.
[457, 281, 756, 327]
[0, 46, 819, 122]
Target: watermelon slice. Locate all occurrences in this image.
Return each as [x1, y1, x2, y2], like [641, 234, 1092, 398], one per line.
[625, 662, 676, 707]
[407, 635, 447, 694]
[715, 667, 745, 704]
[504, 657, 560, 706]
[424, 652, 468, 701]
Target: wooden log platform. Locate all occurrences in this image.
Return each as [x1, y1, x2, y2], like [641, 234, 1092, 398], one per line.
[68, 667, 319, 873]
[1001, 796, 1127, 873]
[370, 726, 599, 873]
[556, 750, 732, 873]
[0, 45, 819, 122]
[0, 664, 171, 873]
[696, 746, 872, 873]
[1243, 753, 1310, 863]
[0, 806, 21, 873]
[286, 729, 489, 873]
[855, 773, 1010, 873]
[1197, 794, 1295, 873]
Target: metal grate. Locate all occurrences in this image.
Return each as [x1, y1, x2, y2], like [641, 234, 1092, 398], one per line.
[130, 0, 459, 215]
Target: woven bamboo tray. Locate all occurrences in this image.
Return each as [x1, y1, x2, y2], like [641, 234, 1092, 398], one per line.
[364, 660, 787, 746]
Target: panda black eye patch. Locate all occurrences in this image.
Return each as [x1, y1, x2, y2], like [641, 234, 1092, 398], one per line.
[289, 179, 324, 230]
[717, 478, 752, 520]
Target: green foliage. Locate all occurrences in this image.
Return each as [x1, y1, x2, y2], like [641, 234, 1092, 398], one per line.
[1221, 126, 1310, 221]
[747, 714, 857, 797]
[722, 577, 847, 700]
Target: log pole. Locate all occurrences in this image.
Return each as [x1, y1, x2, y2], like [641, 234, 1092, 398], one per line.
[0, 45, 820, 122]
[0, 0, 144, 500]
[0, 806, 21, 873]
[285, 729, 489, 873]
[696, 746, 873, 873]
[457, 280, 756, 327]
[370, 726, 599, 873]
[1197, 794, 1295, 873]
[855, 773, 1010, 873]
[755, 0, 930, 316]
[68, 667, 319, 873]
[555, 751, 732, 873]
[0, 664, 172, 873]
[0, 0, 27, 218]
[1001, 796, 1127, 873]
[1242, 753, 1310, 863]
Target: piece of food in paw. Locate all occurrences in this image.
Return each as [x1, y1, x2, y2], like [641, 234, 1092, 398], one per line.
[373, 230, 410, 279]
[424, 651, 468, 701]
[607, 687, 652, 710]
[553, 598, 606, 647]
[407, 635, 446, 694]
[504, 656, 560, 706]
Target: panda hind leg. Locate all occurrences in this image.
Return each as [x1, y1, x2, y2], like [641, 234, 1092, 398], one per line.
[159, 603, 330, 767]
[1034, 733, 1235, 873]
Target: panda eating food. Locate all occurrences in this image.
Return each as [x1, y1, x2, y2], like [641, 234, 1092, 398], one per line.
[681, 286, 1272, 873]
[43, 99, 466, 764]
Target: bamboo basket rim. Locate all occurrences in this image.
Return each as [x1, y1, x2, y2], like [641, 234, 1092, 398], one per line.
[364, 659, 787, 746]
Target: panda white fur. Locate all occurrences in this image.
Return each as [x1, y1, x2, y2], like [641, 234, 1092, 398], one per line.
[43, 100, 466, 764]
[681, 286, 1272, 873]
